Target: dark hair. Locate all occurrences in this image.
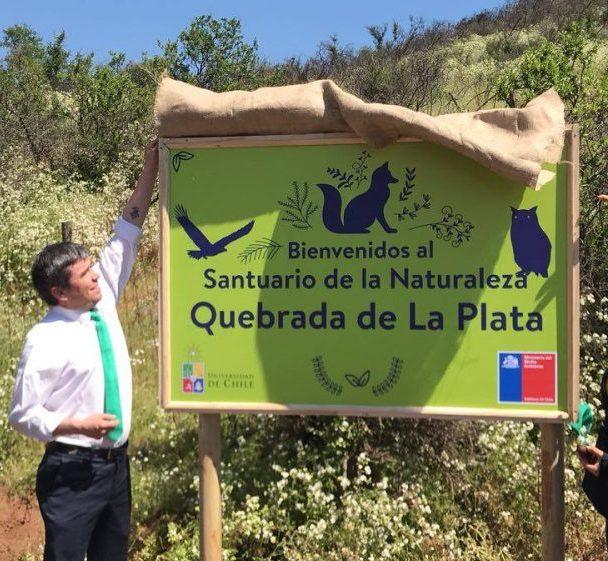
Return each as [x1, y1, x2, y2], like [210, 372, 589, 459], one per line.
[31, 242, 89, 306]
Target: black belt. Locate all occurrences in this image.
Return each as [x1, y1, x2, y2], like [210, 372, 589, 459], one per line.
[46, 440, 128, 460]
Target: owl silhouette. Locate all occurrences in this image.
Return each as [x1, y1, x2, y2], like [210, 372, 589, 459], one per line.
[509, 206, 551, 278]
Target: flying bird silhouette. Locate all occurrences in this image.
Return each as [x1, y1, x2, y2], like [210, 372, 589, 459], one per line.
[174, 205, 254, 259]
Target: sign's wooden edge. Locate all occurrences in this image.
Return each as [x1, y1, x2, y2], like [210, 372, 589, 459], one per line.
[161, 133, 420, 149]
[161, 401, 569, 422]
[158, 130, 578, 423]
[159, 141, 171, 411]
[566, 124, 580, 421]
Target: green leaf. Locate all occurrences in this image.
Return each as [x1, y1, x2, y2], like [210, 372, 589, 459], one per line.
[172, 152, 194, 172]
[345, 374, 362, 387]
[359, 370, 370, 386]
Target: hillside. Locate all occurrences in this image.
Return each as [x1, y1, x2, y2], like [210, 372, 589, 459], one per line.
[1, 2, 608, 559]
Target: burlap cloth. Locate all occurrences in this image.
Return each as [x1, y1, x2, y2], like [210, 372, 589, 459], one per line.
[154, 76, 565, 189]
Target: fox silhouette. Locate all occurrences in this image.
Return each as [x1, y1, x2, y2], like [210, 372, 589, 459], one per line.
[509, 206, 552, 277]
[316, 162, 399, 234]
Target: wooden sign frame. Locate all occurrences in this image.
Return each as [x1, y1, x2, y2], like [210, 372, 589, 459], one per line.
[158, 127, 579, 423]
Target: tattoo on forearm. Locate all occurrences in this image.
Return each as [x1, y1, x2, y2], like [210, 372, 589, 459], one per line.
[130, 206, 140, 219]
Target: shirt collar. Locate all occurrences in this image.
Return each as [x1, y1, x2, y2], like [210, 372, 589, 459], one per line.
[50, 304, 95, 323]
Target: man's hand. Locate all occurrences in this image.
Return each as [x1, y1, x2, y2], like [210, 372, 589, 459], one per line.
[53, 413, 119, 439]
[577, 444, 605, 477]
[597, 195, 608, 203]
[77, 414, 119, 439]
[143, 137, 159, 175]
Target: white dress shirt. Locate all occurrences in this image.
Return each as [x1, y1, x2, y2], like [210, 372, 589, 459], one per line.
[8, 217, 141, 448]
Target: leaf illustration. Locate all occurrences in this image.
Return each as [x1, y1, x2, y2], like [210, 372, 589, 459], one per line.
[327, 166, 354, 189]
[172, 151, 194, 172]
[399, 167, 416, 202]
[352, 150, 371, 188]
[345, 374, 362, 387]
[238, 238, 282, 264]
[372, 357, 403, 397]
[344, 370, 370, 387]
[312, 356, 342, 395]
[278, 181, 317, 230]
[409, 204, 474, 246]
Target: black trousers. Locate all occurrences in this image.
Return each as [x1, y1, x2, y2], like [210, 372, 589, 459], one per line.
[582, 424, 608, 552]
[35, 446, 131, 561]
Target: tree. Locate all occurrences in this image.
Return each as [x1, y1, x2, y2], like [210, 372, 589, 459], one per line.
[497, 16, 608, 296]
[68, 52, 154, 182]
[1, 24, 43, 60]
[0, 23, 157, 181]
[0, 25, 70, 168]
[497, 18, 601, 109]
[159, 15, 262, 91]
[44, 31, 70, 89]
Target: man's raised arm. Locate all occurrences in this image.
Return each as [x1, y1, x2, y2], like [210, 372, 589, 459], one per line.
[122, 138, 159, 227]
[96, 138, 159, 303]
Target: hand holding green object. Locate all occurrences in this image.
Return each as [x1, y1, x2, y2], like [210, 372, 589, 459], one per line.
[568, 402, 594, 445]
[577, 444, 603, 477]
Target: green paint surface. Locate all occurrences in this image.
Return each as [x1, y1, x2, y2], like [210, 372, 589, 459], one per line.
[166, 141, 569, 415]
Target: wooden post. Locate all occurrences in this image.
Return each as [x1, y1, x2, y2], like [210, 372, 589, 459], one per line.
[566, 124, 580, 420]
[541, 423, 565, 561]
[61, 221, 73, 243]
[198, 413, 222, 561]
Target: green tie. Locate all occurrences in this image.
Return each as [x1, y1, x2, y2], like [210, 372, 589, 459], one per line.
[90, 308, 122, 442]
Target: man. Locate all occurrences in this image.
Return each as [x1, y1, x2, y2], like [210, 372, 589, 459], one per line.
[578, 400, 608, 547]
[577, 194, 608, 548]
[8, 138, 159, 561]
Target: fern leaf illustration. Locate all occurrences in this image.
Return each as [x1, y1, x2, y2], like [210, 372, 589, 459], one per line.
[238, 238, 282, 264]
[278, 181, 318, 230]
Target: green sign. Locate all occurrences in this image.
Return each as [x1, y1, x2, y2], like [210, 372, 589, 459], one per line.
[160, 135, 576, 420]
